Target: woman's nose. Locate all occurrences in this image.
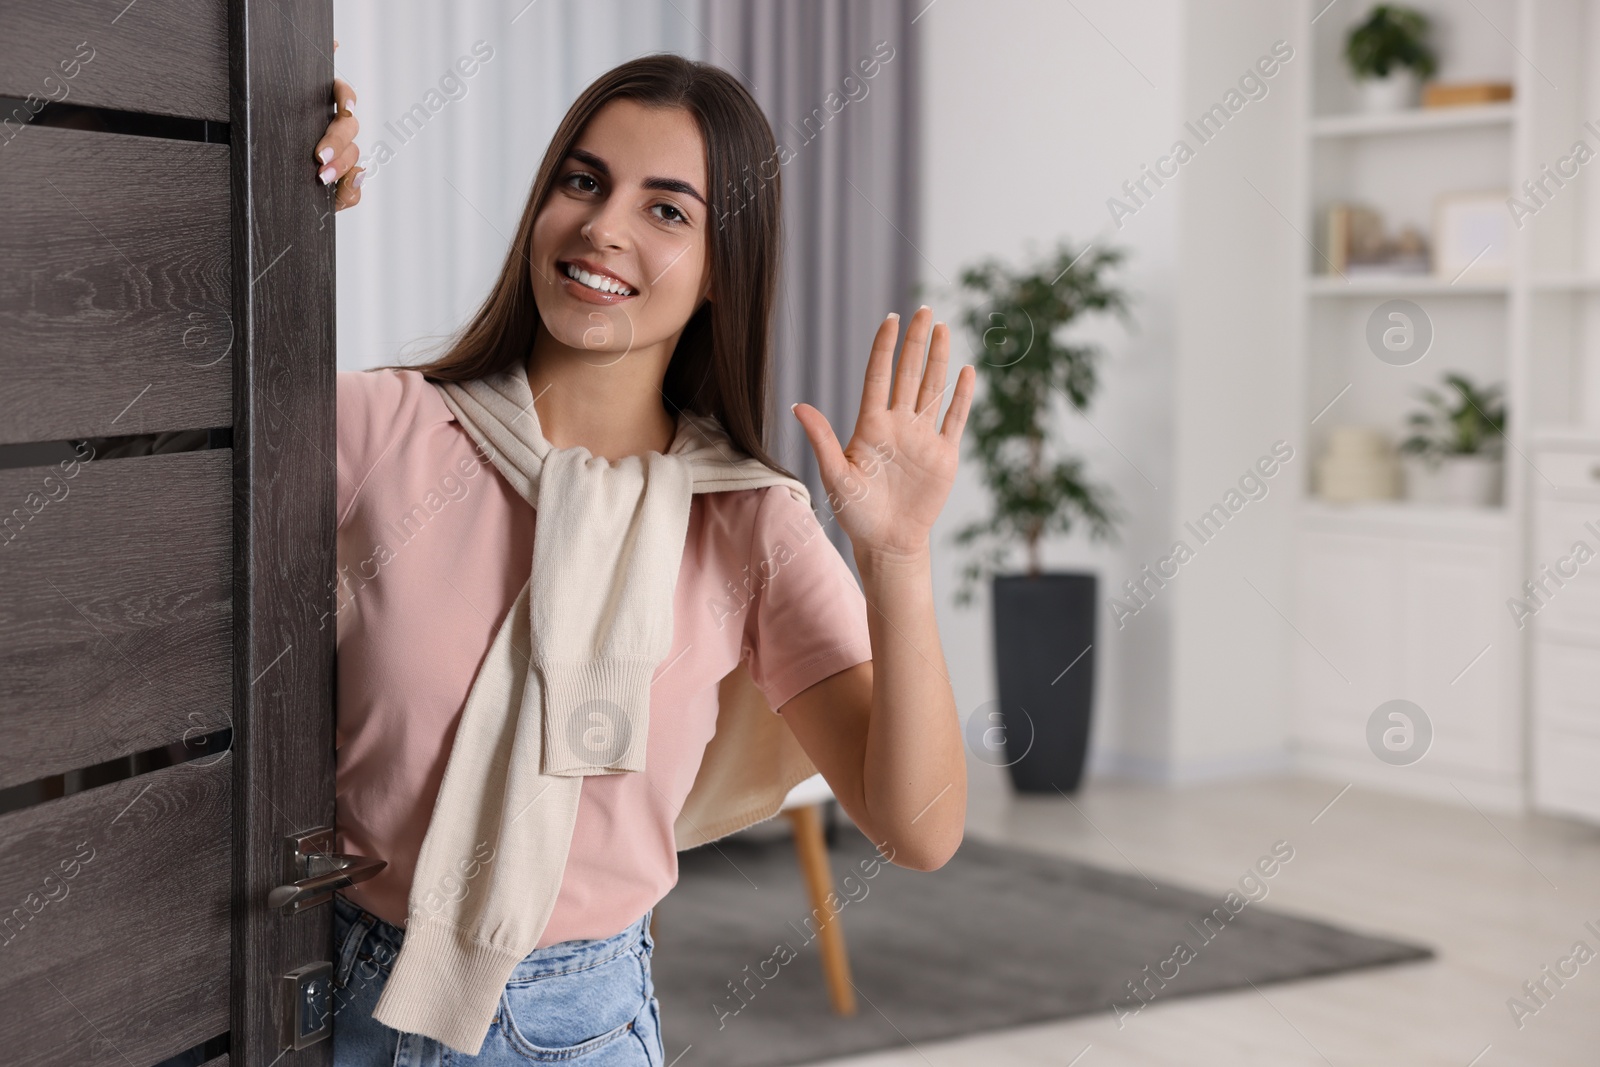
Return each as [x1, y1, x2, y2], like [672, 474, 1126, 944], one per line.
[581, 201, 629, 251]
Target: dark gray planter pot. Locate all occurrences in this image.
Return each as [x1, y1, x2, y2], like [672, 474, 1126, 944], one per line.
[991, 572, 1098, 794]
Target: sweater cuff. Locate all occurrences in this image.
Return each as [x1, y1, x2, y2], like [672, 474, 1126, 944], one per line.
[370, 916, 525, 1056]
[537, 658, 657, 774]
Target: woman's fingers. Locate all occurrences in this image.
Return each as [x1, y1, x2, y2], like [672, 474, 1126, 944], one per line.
[315, 111, 359, 162]
[332, 76, 357, 116]
[334, 166, 364, 212]
[857, 313, 901, 423]
[320, 139, 358, 211]
[940, 364, 975, 442]
[321, 44, 362, 209]
[314, 111, 359, 183]
[890, 306, 935, 411]
[913, 321, 952, 421]
[320, 139, 360, 186]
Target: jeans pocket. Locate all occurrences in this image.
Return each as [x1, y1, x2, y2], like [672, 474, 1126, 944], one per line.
[495, 946, 649, 1062]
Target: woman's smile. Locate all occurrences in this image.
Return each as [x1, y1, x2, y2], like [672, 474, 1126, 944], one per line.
[555, 258, 640, 304]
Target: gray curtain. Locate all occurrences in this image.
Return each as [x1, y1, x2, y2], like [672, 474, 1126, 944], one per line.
[701, 0, 923, 564]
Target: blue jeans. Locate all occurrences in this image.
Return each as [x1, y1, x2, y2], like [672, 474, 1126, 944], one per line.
[331, 893, 663, 1066]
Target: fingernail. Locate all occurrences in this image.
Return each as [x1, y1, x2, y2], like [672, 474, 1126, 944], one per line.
[790, 402, 799, 414]
[886, 312, 899, 320]
[343, 99, 355, 113]
[352, 168, 366, 189]
[319, 166, 336, 185]
[918, 304, 930, 312]
[318, 146, 334, 164]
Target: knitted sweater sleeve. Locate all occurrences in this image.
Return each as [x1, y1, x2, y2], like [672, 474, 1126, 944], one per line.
[740, 484, 874, 713]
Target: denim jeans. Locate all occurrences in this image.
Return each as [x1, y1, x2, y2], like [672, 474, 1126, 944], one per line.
[331, 893, 663, 1066]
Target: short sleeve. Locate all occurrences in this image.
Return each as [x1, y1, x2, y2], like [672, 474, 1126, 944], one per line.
[336, 368, 409, 530]
[741, 484, 874, 713]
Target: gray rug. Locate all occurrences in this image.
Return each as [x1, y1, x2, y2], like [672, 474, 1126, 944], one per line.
[653, 826, 1432, 1066]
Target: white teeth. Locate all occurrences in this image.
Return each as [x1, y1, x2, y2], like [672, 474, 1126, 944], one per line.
[564, 263, 633, 295]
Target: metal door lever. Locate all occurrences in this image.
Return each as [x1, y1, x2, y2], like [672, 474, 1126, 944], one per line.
[269, 827, 386, 913]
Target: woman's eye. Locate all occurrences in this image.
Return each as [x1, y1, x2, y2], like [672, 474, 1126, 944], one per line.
[566, 172, 598, 193]
[653, 203, 687, 225]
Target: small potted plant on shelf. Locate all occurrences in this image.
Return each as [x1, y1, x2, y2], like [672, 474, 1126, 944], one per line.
[1398, 371, 1506, 507]
[943, 241, 1129, 795]
[1345, 4, 1438, 113]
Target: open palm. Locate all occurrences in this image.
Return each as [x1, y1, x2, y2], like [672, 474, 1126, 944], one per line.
[792, 306, 975, 562]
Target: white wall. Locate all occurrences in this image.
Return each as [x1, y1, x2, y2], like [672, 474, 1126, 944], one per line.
[921, 0, 1303, 787]
[919, 0, 1184, 780]
[1166, 0, 1300, 780]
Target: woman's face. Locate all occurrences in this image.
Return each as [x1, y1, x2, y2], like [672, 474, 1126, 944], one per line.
[529, 98, 712, 359]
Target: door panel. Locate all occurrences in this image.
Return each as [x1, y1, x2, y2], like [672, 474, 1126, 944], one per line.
[0, 758, 232, 1066]
[0, 125, 233, 444]
[0, 448, 232, 789]
[0, 1, 229, 120]
[1, 1, 337, 1063]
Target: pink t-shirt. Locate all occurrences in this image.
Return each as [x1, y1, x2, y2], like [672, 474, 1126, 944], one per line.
[333, 367, 872, 946]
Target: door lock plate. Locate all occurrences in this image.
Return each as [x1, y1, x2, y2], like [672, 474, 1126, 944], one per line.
[282, 960, 333, 1050]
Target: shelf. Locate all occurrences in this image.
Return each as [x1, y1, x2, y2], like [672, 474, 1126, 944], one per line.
[1298, 498, 1509, 539]
[1310, 102, 1515, 139]
[1528, 425, 1600, 449]
[1531, 275, 1600, 292]
[1306, 274, 1509, 296]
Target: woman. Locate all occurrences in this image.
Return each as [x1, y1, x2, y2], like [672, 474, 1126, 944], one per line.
[319, 50, 970, 1065]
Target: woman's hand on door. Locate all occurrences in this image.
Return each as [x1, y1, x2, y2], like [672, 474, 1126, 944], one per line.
[314, 40, 363, 211]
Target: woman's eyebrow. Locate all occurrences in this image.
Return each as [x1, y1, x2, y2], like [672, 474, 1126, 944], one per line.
[566, 148, 706, 208]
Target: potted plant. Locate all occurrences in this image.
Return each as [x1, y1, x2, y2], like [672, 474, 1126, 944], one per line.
[1398, 371, 1506, 507]
[1345, 4, 1438, 113]
[943, 242, 1128, 794]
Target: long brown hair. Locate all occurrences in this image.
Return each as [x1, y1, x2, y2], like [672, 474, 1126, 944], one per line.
[392, 53, 795, 480]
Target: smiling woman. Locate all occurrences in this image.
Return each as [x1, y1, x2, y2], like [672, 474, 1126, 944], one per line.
[323, 50, 972, 1067]
[525, 99, 718, 442]
[392, 58, 794, 473]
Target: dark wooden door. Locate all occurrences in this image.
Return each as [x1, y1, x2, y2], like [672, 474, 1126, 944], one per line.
[1, 2, 338, 1064]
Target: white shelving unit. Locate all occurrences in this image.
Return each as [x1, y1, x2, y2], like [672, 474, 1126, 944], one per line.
[1287, 0, 1600, 816]
[1310, 99, 1515, 137]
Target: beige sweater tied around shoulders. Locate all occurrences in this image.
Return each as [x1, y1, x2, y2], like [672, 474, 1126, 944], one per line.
[369, 359, 824, 1054]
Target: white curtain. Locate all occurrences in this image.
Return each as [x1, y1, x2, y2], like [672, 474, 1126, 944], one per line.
[331, 0, 707, 371]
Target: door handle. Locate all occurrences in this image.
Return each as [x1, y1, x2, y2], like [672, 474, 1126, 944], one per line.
[268, 827, 387, 913]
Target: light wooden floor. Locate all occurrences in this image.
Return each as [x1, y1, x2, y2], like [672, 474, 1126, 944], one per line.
[805, 767, 1600, 1067]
